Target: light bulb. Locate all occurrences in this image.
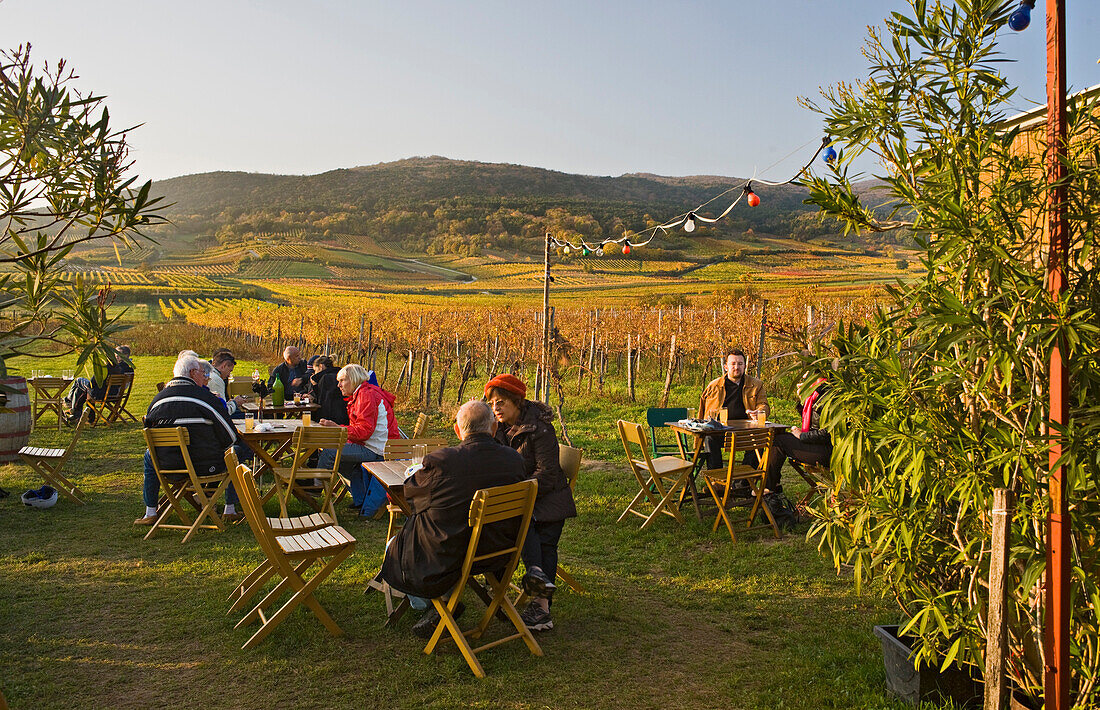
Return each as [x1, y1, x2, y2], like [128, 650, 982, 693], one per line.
[824, 145, 838, 163]
[746, 191, 760, 207]
[563, 245, 571, 255]
[684, 212, 697, 233]
[581, 247, 590, 256]
[1007, 1, 1033, 31]
[595, 247, 604, 257]
[622, 244, 631, 255]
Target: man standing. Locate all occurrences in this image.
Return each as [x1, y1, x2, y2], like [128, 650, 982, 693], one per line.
[134, 354, 242, 525]
[698, 348, 770, 470]
[381, 400, 526, 639]
[269, 346, 309, 397]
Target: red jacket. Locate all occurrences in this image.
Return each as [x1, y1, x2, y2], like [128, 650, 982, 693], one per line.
[345, 382, 400, 450]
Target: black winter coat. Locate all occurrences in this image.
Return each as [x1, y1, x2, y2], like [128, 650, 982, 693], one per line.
[381, 433, 527, 598]
[310, 367, 348, 425]
[495, 400, 577, 522]
[795, 382, 832, 447]
[144, 376, 238, 475]
[269, 360, 309, 396]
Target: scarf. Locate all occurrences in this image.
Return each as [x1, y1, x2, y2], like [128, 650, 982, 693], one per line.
[801, 378, 827, 431]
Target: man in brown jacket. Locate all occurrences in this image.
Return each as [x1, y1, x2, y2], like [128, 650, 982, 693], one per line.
[698, 349, 770, 470]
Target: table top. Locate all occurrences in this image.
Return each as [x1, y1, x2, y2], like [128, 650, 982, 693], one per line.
[666, 420, 790, 436]
[235, 419, 307, 439]
[240, 401, 320, 414]
[29, 375, 73, 385]
[363, 460, 414, 490]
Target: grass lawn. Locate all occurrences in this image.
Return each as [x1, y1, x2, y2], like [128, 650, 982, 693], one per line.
[0, 355, 952, 709]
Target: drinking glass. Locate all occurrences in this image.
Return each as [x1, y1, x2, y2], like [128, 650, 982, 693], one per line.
[413, 444, 426, 467]
[244, 414, 255, 432]
[301, 411, 311, 427]
[293, 393, 302, 405]
[718, 409, 729, 425]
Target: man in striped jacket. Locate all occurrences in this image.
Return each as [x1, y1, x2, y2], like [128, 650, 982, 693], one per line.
[134, 354, 241, 525]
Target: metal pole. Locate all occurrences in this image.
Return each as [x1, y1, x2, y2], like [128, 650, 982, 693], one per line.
[1043, 2, 1070, 709]
[542, 232, 551, 403]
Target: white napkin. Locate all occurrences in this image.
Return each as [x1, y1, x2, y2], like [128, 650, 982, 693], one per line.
[403, 463, 423, 478]
[254, 422, 273, 432]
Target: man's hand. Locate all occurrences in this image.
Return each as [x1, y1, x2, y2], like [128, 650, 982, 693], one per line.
[232, 395, 247, 406]
[789, 426, 802, 437]
[319, 418, 339, 427]
[291, 377, 303, 387]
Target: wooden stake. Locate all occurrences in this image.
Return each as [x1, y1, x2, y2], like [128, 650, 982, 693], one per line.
[984, 489, 1013, 710]
[659, 334, 677, 408]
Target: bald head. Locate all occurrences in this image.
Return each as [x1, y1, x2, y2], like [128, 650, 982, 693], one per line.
[283, 346, 301, 366]
[456, 400, 495, 438]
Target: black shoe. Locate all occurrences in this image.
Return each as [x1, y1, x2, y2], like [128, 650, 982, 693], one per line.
[522, 566, 557, 599]
[412, 601, 465, 640]
[520, 601, 554, 631]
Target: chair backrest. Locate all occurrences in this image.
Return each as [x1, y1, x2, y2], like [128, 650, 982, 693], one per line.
[156, 381, 166, 392]
[143, 427, 196, 479]
[645, 407, 687, 429]
[227, 379, 254, 397]
[617, 420, 660, 486]
[101, 372, 134, 402]
[412, 412, 429, 438]
[459, 480, 537, 579]
[228, 453, 280, 558]
[725, 428, 774, 473]
[52, 409, 91, 467]
[385, 437, 447, 460]
[559, 445, 583, 490]
[289, 426, 347, 476]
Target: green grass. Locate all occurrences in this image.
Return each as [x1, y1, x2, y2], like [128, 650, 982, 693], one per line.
[0, 354, 953, 709]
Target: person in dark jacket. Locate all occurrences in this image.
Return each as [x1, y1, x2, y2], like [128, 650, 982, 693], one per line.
[308, 355, 348, 425]
[134, 354, 241, 525]
[64, 344, 134, 425]
[485, 373, 576, 632]
[269, 346, 309, 397]
[381, 400, 526, 638]
[764, 375, 832, 492]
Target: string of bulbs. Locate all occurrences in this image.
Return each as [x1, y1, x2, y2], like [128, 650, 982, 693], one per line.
[547, 136, 839, 256]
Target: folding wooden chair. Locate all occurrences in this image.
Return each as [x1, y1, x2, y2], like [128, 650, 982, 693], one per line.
[88, 373, 137, 426]
[19, 410, 91, 504]
[645, 407, 689, 457]
[702, 428, 778, 541]
[226, 378, 255, 397]
[412, 412, 429, 438]
[223, 451, 341, 614]
[616, 420, 694, 529]
[143, 427, 232, 544]
[553, 444, 585, 593]
[423, 479, 541, 678]
[383, 437, 447, 540]
[229, 458, 357, 650]
[270, 426, 346, 521]
[788, 460, 830, 514]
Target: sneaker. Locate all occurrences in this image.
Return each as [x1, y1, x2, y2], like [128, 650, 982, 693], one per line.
[520, 601, 554, 631]
[412, 601, 465, 640]
[521, 566, 557, 599]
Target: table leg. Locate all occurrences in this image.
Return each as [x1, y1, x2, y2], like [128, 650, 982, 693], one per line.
[678, 435, 706, 520]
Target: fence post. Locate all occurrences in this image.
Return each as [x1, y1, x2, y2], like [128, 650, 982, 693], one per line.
[659, 333, 677, 408]
[756, 299, 768, 379]
[984, 488, 1013, 710]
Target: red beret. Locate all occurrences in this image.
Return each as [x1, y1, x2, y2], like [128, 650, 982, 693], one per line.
[484, 373, 527, 400]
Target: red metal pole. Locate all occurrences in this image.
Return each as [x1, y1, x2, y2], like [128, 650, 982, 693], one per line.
[1043, 1, 1070, 709]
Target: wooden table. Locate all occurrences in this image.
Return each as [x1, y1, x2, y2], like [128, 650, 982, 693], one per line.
[362, 459, 414, 515]
[234, 419, 306, 488]
[29, 376, 73, 430]
[666, 419, 790, 519]
[240, 400, 319, 419]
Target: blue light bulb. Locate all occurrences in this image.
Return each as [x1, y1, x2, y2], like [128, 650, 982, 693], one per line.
[824, 146, 838, 163]
[1008, 1, 1032, 31]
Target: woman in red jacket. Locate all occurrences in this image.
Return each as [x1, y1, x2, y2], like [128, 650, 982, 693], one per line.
[319, 364, 399, 516]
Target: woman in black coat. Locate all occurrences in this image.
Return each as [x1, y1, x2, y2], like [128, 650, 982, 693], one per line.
[309, 356, 348, 426]
[485, 374, 576, 632]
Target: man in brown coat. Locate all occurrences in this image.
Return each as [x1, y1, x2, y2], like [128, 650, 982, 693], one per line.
[698, 348, 770, 470]
[381, 399, 526, 638]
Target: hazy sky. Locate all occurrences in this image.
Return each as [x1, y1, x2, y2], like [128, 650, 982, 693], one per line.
[2, 1, 1097, 181]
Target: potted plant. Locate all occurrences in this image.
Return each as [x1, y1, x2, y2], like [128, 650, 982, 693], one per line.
[790, 1, 1100, 707]
[0, 45, 164, 445]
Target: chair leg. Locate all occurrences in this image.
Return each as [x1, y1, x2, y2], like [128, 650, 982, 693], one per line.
[555, 567, 584, 593]
[181, 479, 229, 544]
[424, 596, 486, 679]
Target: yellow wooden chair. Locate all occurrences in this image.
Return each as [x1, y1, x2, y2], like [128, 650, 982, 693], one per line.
[270, 426, 346, 521]
[223, 451, 342, 614]
[383, 437, 447, 540]
[423, 479, 541, 678]
[553, 444, 585, 593]
[143, 427, 232, 544]
[226, 378, 255, 398]
[229, 458, 357, 650]
[702, 428, 778, 541]
[88, 372, 137, 426]
[19, 410, 91, 504]
[616, 420, 694, 529]
[412, 412, 429, 438]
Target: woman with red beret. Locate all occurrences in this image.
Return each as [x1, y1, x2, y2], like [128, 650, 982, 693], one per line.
[484, 373, 576, 632]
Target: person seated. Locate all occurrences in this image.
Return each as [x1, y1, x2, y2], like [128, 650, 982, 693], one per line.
[317, 364, 399, 516]
[381, 400, 527, 639]
[269, 346, 309, 397]
[134, 354, 243, 525]
[698, 348, 770, 471]
[309, 355, 347, 425]
[64, 344, 134, 425]
[764, 374, 831, 493]
[207, 351, 248, 417]
[485, 374, 576, 632]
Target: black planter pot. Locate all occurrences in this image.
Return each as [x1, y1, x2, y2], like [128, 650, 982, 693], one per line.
[873, 625, 982, 708]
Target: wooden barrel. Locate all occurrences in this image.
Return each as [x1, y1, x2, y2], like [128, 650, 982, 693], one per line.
[0, 377, 32, 462]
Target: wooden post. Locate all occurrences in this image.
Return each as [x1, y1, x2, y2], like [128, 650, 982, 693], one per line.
[626, 334, 635, 402]
[756, 299, 768, 379]
[423, 351, 434, 408]
[659, 333, 677, 408]
[984, 488, 1013, 710]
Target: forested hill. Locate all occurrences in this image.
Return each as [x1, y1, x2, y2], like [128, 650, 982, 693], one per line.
[151, 157, 893, 257]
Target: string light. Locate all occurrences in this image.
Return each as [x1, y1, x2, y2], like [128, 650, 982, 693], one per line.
[545, 135, 830, 255]
[1008, 0, 1034, 31]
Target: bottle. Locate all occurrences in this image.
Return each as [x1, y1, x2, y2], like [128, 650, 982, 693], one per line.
[271, 376, 285, 407]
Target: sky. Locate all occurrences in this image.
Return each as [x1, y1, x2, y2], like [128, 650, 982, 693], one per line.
[1, 0, 1097, 182]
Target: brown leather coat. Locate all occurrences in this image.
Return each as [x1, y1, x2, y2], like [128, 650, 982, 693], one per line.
[698, 373, 769, 420]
